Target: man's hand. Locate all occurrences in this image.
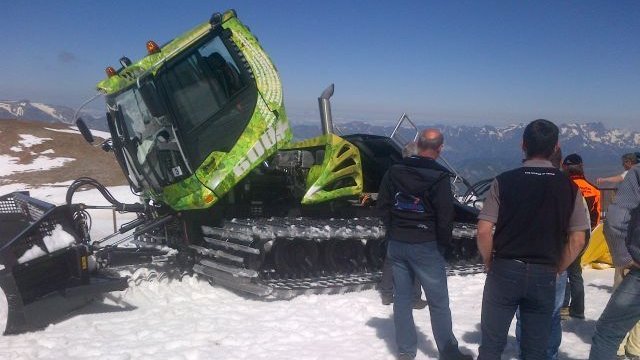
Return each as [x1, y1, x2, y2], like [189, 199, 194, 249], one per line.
[477, 220, 495, 272]
[558, 230, 586, 272]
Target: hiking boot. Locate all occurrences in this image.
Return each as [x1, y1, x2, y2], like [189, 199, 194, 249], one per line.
[381, 293, 393, 305]
[413, 298, 428, 309]
[397, 353, 415, 360]
[560, 307, 570, 320]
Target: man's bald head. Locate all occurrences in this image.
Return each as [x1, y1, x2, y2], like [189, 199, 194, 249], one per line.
[417, 129, 444, 157]
[418, 129, 444, 150]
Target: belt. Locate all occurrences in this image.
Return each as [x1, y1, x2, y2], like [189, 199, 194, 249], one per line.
[494, 257, 556, 269]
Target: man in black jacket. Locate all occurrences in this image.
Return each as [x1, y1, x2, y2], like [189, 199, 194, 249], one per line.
[476, 119, 589, 359]
[378, 129, 472, 360]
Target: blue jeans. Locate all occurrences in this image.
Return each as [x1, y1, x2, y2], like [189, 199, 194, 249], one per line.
[380, 246, 422, 301]
[478, 258, 557, 360]
[590, 268, 640, 360]
[387, 240, 459, 357]
[516, 271, 567, 359]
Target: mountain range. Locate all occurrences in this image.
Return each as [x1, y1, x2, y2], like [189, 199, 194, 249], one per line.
[291, 121, 640, 183]
[1, 100, 638, 182]
[0, 100, 107, 131]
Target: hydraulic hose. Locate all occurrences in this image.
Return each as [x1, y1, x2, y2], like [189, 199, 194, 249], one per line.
[66, 177, 147, 213]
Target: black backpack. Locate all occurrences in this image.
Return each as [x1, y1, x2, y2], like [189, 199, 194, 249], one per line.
[391, 169, 449, 215]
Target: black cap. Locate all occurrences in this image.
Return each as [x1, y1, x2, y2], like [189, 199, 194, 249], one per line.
[563, 153, 583, 165]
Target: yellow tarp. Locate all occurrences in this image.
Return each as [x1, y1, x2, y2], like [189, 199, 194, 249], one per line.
[581, 223, 613, 269]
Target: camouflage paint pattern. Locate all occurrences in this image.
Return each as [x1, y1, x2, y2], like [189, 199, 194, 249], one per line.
[95, 10, 363, 211]
[285, 134, 364, 204]
[162, 173, 218, 209]
[97, 22, 212, 95]
[189, 16, 292, 209]
[96, 11, 290, 211]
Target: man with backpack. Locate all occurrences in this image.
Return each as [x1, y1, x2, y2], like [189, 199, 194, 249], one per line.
[378, 129, 472, 360]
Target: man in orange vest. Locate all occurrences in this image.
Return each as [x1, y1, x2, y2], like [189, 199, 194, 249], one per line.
[561, 153, 601, 319]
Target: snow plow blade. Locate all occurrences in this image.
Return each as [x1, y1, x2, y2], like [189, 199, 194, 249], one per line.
[0, 192, 128, 335]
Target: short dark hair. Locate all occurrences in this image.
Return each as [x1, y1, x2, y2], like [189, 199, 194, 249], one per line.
[564, 164, 584, 176]
[523, 119, 559, 159]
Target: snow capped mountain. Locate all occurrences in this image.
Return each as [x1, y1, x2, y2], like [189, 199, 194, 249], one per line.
[3, 98, 637, 182]
[295, 121, 640, 151]
[0, 100, 107, 131]
[0, 100, 74, 123]
[437, 122, 639, 182]
[292, 121, 640, 182]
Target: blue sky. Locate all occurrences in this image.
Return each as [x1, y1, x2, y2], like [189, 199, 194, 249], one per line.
[1, 1, 639, 129]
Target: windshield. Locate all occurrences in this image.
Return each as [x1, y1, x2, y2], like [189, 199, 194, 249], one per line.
[115, 88, 166, 163]
[160, 37, 245, 133]
[107, 87, 189, 191]
[157, 33, 256, 167]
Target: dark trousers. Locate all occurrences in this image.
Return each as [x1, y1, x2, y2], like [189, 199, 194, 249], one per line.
[562, 255, 585, 316]
[478, 258, 557, 360]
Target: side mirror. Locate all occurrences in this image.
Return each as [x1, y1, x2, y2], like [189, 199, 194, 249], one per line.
[76, 118, 94, 144]
[138, 80, 166, 118]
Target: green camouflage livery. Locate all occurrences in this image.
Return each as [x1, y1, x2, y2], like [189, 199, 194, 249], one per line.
[285, 134, 363, 204]
[97, 11, 291, 210]
[96, 10, 361, 211]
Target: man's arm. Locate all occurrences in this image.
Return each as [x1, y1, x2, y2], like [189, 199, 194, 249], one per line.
[557, 230, 586, 272]
[559, 191, 590, 272]
[376, 171, 393, 227]
[431, 175, 454, 248]
[477, 220, 495, 270]
[607, 166, 640, 266]
[476, 179, 500, 270]
[597, 175, 624, 185]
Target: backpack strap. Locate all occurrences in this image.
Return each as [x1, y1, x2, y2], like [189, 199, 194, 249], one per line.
[390, 164, 450, 206]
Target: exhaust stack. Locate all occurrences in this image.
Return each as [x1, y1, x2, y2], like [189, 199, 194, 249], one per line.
[318, 84, 334, 135]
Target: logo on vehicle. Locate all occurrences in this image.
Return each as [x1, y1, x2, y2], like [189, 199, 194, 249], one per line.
[233, 121, 288, 177]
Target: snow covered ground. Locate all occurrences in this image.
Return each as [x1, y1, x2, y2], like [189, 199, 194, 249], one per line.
[0, 184, 613, 359]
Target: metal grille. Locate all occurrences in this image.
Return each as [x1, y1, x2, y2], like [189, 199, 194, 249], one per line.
[0, 192, 26, 214]
[2, 193, 77, 260]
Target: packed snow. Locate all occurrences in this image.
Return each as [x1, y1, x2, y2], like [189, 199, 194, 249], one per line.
[43, 225, 76, 252]
[0, 154, 74, 177]
[16, 245, 47, 264]
[1, 134, 74, 177]
[17, 134, 52, 148]
[0, 184, 616, 359]
[44, 127, 83, 135]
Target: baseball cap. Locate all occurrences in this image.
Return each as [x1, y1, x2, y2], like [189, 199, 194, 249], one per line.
[563, 153, 583, 165]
